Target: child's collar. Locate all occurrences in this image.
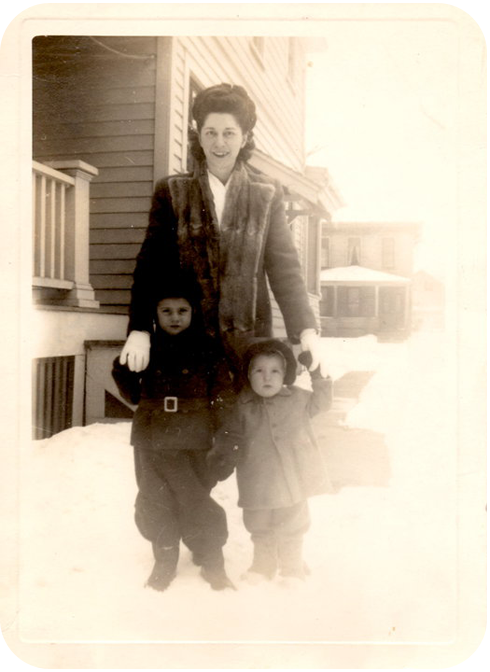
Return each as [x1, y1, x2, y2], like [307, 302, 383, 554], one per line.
[240, 386, 292, 404]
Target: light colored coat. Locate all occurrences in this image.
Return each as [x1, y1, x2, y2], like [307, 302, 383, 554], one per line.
[213, 377, 333, 510]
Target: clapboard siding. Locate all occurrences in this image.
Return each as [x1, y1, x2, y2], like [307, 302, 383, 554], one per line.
[91, 275, 134, 290]
[33, 35, 159, 312]
[36, 134, 155, 157]
[90, 181, 154, 199]
[91, 213, 149, 230]
[90, 197, 152, 214]
[50, 119, 155, 139]
[91, 228, 146, 245]
[92, 166, 154, 183]
[90, 259, 136, 275]
[55, 102, 155, 124]
[77, 151, 154, 169]
[96, 290, 131, 306]
[91, 244, 142, 260]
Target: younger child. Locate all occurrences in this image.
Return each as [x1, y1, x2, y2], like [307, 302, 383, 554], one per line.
[207, 339, 332, 583]
[112, 282, 234, 592]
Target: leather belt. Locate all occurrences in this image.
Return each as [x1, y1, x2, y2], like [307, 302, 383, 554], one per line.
[140, 396, 210, 413]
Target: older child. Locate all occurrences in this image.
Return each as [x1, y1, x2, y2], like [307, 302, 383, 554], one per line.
[112, 282, 234, 592]
[207, 339, 332, 583]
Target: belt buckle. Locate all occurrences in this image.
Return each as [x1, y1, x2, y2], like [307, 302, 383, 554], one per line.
[164, 396, 178, 412]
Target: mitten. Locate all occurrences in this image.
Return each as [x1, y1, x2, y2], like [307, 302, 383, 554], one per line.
[298, 350, 322, 380]
[119, 330, 151, 372]
[206, 446, 237, 482]
[299, 329, 328, 378]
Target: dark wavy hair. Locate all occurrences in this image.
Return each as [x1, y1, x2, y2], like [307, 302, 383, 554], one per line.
[189, 83, 257, 164]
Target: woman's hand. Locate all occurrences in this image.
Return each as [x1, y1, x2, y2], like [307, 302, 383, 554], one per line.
[119, 331, 151, 372]
[300, 328, 328, 377]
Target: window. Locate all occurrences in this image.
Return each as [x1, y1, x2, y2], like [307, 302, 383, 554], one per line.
[321, 222, 330, 268]
[320, 286, 335, 317]
[348, 237, 361, 265]
[338, 286, 375, 317]
[382, 237, 395, 269]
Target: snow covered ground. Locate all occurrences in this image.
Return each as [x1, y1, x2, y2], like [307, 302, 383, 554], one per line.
[19, 332, 461, 652]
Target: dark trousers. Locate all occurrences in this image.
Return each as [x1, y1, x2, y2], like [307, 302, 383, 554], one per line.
[242, 501, 310, 577]
[134, 448, 228, 568]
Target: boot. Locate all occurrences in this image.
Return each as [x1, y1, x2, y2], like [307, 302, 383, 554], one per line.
[247, 537, 277, 580]
[200, 550, 235, 591]
[146, 544, 179, 591]
[277, 536, 306, 580]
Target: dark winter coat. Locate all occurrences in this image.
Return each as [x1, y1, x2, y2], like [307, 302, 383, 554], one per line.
[127, 160, 318, 367]
[112, 328, 233, 453]
[209, 374, 333, 510]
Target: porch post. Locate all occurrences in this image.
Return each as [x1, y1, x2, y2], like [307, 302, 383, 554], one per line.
[45, 160, 99, 308]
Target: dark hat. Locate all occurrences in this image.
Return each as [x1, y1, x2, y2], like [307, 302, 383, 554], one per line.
[153, 275, 201, 309]
[243, 338, 298, 386]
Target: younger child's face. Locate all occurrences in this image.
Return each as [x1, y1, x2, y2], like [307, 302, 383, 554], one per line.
[156, 297, 192, 335]
[248, 353, 286, 398]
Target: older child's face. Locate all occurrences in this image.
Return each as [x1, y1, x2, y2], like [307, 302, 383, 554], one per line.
[156, 297, 192, 335]
[248, 353, 286, 398]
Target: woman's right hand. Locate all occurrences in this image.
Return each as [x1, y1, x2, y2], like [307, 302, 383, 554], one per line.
[119, 331, 151, 372]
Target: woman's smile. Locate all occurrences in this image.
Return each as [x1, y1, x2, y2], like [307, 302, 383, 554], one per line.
[199, 112, 246, 183]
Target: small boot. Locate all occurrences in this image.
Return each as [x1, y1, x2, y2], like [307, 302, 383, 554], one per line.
[277, 535, 306, 580]
[247, 537, 277, 580]
[146, 544, 179, 592]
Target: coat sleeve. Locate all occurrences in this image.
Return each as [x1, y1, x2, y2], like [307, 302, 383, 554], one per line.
[111, 357, 142, 406]
[263, 182, 318, 342]
[306, 373, 333, 418]
[127, 180, 181, 334]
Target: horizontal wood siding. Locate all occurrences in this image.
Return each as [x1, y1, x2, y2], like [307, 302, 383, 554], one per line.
[33, 36, 159, 313]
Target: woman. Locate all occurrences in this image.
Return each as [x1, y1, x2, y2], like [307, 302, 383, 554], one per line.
[120, 83, 323, 378]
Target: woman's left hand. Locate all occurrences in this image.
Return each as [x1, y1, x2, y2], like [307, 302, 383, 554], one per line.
[300, 329, 328, 377]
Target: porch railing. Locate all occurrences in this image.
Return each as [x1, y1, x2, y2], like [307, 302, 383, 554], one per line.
[32, 159, 100, 308]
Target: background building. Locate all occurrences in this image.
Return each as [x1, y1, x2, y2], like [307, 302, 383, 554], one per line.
[319, 221, 421, 338]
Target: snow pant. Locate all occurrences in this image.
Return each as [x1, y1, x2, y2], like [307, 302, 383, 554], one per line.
[133, 448, 228, 571]
[242, 501, 310, 578]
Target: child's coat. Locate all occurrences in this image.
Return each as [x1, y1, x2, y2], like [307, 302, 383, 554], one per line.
[211, 375, 333, 509]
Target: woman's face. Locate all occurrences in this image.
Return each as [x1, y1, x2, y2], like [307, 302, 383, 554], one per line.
[198, 113, 247, 182]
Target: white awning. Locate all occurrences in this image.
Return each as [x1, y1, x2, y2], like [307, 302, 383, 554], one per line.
[320, 265, 410, 284]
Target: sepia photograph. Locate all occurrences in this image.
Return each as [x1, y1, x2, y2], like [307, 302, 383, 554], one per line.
[0, 3, 486, 670]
